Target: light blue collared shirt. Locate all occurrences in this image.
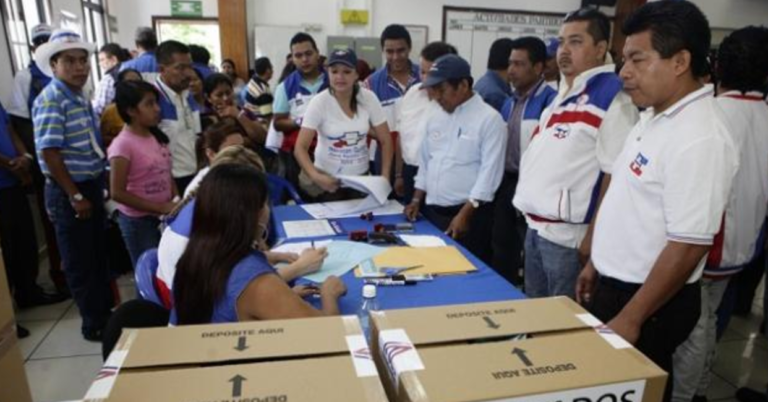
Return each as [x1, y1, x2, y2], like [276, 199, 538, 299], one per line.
[414, 93, 507, 206]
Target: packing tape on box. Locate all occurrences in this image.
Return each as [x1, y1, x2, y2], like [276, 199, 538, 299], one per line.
[83, 328, 138, 402]
[373, 311, 429, 402]
[342, 315, 389, 402]
[0, 320, 16, 359]
[576, 313, 632, 350]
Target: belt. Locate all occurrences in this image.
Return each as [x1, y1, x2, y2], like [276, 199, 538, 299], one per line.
[599, 275, 642, 292]
[527, 213, 564, 224]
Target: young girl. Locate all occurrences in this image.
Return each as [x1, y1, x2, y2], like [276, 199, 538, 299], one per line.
[109, 80, 178, 267]
[173, 164, 345, 324]
[203, 73, 267, 146]
[294, 48, 393, 201]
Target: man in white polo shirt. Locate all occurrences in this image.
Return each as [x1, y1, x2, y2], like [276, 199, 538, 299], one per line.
[404, 54, 507, 265]
[513, 8, 638, 299]
[576, 3, 738, 402]
[672, 26, 768, 402]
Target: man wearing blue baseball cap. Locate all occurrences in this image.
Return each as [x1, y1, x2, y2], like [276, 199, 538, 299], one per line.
[404, 54, 507, 264]
[543, 37, 560, 89]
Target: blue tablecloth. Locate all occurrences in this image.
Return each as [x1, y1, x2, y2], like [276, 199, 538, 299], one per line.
[272, 203, 526, 315]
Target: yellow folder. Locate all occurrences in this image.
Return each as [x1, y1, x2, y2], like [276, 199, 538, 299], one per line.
[354, 246, 477, 277]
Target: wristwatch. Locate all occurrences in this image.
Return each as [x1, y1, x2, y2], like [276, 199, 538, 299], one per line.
[70, 193, 84, 203]
[23, 153, 34, 161]
[469, 198, 481, 209]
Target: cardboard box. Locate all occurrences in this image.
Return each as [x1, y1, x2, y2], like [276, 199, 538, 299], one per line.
[370, 297, 667, 402]
[84, 315, 388, 401]
[0, 253, 33, 402]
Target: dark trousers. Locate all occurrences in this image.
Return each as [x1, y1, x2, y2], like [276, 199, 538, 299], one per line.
[174, 175, 196, 197]
[0, 185, 42, 303]
[45, 178, 113, 333]
[401, 163, 419, 205]
[422, 202, 495, 266]
[491, 172, 526, 286]
[589, 276, 701, 402]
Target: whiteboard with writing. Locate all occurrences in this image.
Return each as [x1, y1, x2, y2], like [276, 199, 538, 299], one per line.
[443, 7, 564, 80]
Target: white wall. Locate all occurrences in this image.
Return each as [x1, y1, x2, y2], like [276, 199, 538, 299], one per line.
[0, 18, 15, 107]
[689, 0, 768, 28]
[107, 0, 218, 48]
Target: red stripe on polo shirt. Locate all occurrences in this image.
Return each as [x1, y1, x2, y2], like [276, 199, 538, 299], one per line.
[706, 214, 726, 268]
[546, 110, 603, 130]
[722, 94, 765, 102]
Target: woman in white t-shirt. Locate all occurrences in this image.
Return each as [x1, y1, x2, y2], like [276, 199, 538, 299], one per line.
[294, 48, 393, 201]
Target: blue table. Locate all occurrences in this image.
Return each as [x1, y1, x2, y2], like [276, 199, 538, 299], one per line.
[272, 204, 525, 315]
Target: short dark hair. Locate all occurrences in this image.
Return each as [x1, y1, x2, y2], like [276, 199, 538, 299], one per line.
[445, 76, 474, 90]
[717, 26, 768, 93]
[563, 8, 611, 44]
[189, 44, 211, 65]
[510, 37, 547, 66]
[116, 68, 141, 84]
[290, 32, 318, 51]
[135, 27, 158, 50]
[156, 40, 190, 66]
[222, 58, 236, 69]
[420, 42, 457, 62]
[100, 43, 130, 62]
[203, 73, 233, 96]
[622, 1, 711, 78]
[254, 57, 273, 76]
[380, 24, 412, 49]
[487, 38, 515, 70]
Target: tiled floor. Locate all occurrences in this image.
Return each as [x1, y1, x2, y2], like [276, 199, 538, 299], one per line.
[15, 265, 767, 402]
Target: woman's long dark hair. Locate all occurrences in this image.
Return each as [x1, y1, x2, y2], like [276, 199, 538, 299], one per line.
[114, 80, 170, 145]
[195, 116, 247, 169]
[173, 164, 269, 325]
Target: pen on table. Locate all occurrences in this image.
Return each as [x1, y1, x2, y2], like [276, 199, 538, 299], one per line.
[366, 279, 417, 286]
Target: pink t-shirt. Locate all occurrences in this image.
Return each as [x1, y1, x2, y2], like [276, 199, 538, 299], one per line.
[108, 129, 174, 218]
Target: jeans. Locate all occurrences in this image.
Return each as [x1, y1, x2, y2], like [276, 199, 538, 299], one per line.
[116, 212, 162, 268]
[672, 277, 731, 402]
[491, 172, 526, 286]
[44, 178, 113, 333]
[524, 228, 581, 298]
[0, 185, 42, 303]
[589, 277, 701, 402]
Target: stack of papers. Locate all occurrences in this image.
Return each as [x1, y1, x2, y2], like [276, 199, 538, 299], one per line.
[337, 175, 392, 204]
[302, 241, 385, 283]
[355, 246, 477, 277]
[270, 240, 333, 256]
[398, 235, 447, 248]
[282, 219, 338, 239]
[301, 199, 404, 219]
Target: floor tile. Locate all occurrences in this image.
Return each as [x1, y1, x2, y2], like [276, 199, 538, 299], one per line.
[708, 372, 738, 400]
[722, 327, 750, 342]
[30, 318, 102, 359]
[25, 355, 102, 402]
[727, 314, 765, 339]
[16, 300, 73, 322]
[712, 338, 768, 390]
[17, 320, 57, 361]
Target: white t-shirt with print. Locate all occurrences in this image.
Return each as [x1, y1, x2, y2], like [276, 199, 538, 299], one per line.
[302, 87, 387, 176]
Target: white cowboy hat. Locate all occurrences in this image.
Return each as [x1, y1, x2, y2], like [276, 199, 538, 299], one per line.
[34, 28, 96, 77]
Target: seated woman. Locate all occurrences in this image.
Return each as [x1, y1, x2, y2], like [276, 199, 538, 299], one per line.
[108, 80, 178, 267]
[294, 48, 393, 202]
[202, 73, 267, 148]
[156, 145, 327, 309]
[185, 117, 245, 197]
[172, 164, 346, 324]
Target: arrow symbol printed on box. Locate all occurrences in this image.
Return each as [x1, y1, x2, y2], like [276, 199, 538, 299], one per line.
[229, 374, 247, 397]
[512, 347, 533, 367]
[483, 316, 501, 329]
[234, 336, 249, 352]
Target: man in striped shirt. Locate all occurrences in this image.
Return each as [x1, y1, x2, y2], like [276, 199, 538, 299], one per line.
[32, 29, 113, 342]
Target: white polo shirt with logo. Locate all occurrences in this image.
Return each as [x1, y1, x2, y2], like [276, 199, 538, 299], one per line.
[301, 87, 387, 176]
[591, 85, 739, 284]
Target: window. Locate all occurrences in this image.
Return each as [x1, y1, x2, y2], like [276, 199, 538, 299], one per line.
[153, 17, 221, 67]
[81, 0, 107, 79]
[1, 0, 49, 73]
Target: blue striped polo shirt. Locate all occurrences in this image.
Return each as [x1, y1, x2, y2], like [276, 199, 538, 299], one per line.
[33, 78, 105, 182]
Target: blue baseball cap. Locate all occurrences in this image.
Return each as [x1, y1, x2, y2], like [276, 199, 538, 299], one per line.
[422, 54, 472, 88]
[328, 48, 358, 69]
[545, 37, 560, 59]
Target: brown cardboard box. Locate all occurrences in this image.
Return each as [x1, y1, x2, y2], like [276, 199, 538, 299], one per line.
[370, 297, 668, 402]
[84, 315, 388, 402]
[0, 254, 33, 402]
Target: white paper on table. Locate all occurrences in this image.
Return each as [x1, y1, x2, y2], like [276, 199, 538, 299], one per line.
[282, 219, 337, 239]
[398, 235, 447, 248]
[271, 240, 333, 255]
[337, 175, 392, 204]
[303, 241, 385, 283]
[301, 199, 404, 219]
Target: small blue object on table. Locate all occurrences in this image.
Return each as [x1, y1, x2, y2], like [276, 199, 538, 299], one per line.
[271, 203, 525, 315]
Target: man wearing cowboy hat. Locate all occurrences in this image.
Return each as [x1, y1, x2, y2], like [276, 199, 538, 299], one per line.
[32, 28, 113, 342]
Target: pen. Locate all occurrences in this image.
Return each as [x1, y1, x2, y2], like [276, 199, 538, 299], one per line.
[391, 274, 434, 282]
[366, 279, 417, 286]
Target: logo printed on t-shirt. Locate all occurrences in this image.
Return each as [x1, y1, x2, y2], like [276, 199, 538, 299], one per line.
[629, 152, 649, 177]
[553, 123, 571, 139]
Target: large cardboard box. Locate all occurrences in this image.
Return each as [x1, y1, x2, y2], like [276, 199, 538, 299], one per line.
[0, 254, 33, 402]
[370, 297, 668, 402]
[84, 315, 388, 402]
